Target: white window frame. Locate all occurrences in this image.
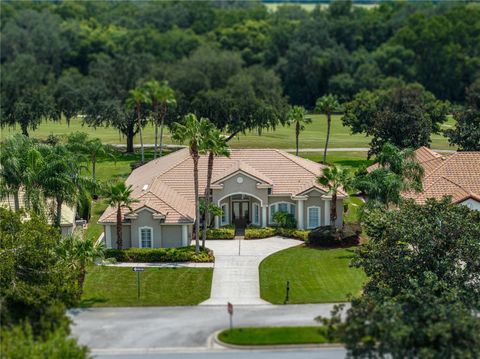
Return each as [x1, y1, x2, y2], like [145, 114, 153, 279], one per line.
[252, 203, 260, 225]
[307, 206, 321, 229]
[139, 226, 153, 248]
[269, 202, 296, 224]
[220, 203, 229, 226]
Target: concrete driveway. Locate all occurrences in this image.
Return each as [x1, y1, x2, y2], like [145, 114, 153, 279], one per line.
[201, 237, 302, 305]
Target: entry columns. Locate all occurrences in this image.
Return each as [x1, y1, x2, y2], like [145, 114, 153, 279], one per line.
[296, 199, 305, 230]
[261, 205, 268, 228]
[214, 216, 220, 229]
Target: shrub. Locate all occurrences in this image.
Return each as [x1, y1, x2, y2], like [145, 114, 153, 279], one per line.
[276, 227, 310, 241]
[105, 246, 213, 263]
[307, 226, 360, 247]
[272, 212, 297, 229]
[203, 227, 235, 239]
[245, 227, 276, 239]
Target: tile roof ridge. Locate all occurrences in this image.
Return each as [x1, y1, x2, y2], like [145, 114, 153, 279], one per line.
[421, 151, 455, 183]
[273, 149, 324, 177]
[419, 146, 443, 158]
[152, 149, 192, 182]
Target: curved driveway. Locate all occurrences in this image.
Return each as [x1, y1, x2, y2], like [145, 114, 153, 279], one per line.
[201, 237, 301, 305]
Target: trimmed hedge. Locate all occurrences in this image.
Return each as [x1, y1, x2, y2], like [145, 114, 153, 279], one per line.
[105, 246, 213, 263]
[203, 227, 235, 239]
[307, 226, 360, 248]
[245, 227, 309, 240]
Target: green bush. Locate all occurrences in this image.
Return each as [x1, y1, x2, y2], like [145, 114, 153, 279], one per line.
[105, 246, 213, 263]
[245, 227, 276, 239]
[276, 227, 310, 241]
[307, 226, 360, 247]
[272, 212, 297, 229]
[203, 227, 235, 239]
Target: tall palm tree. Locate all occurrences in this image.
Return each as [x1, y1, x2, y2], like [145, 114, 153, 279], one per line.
[127, 87, 151, 164]
[318, 165, 352, 228]
[103, 183, 138, 250]
[201, 126, 230, 249]
[58, 234, 105, 297]
[66, 132, 117, 183]
[144, 80, 176, 159]
[0, 135, 30, 210]
[172, 113, 211, 254]
[315, 94, 341, 164]
[287, 106, 312, 156]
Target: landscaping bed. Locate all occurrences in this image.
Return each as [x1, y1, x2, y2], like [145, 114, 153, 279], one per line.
[218, 326, 335, 346]
[81, 266, 213, 307]
[105, 246, 213, 263]
[245, 227, 309, 240]
[203, 227, 235, 239]
[260, 246, 366, 304]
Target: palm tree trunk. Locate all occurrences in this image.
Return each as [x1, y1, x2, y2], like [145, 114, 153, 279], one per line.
[154, 123, 158, 159]
[116, 205, 123, 249]
[77, 269, 86, 297]
[92, 156, 96, 183]
[136, 106, 144, 163]
[202, 152, 214, 249]
[193, 152, 200, 254]
[331, 192, 337, 228]
[296, 122, 300, 156]
[159, 117, 165, 158]
[55, 197, 63, 228]
[13, 190, 20, 211]
[126, 131, 134, 154]
[323, 113, 331, 164]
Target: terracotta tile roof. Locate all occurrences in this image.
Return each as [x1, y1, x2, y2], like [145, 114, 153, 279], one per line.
[99, 148, 343, 224]
[403, 150, 480, 204]
[367, 146, 446, 175]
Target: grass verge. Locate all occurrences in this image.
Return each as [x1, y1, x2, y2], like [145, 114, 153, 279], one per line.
[218, 326, 334, 346]
[260, 246, 366, 304]
[81, 266, 213, 307]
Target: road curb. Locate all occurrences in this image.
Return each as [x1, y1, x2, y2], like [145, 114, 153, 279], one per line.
[211, 329, 344, 350]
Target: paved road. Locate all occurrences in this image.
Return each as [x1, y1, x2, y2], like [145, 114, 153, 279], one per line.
[201, 237, 301, 305]
[69, 304, 341, 352]
[93, 348, 346, 359]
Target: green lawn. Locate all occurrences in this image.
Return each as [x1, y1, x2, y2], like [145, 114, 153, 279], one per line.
[81, 266, 213, 307]
[1, 114, 455, 150]
[218, 326, 334, 346]
[260, 246, 366, 304]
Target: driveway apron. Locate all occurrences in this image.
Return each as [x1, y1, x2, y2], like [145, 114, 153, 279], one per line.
[200, 237, 301, 305]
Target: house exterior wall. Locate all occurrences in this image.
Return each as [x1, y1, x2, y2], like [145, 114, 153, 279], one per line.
[161, 225, 184, 248]
[130, 210, 163, 248]
[108, 224, 132, 249]
[267, 195, 296, 226]
[461, 198, 480, 211]
[212, 173, 269, 206]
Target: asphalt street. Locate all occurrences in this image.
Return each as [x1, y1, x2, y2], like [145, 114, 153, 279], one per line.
[69, 304, 344, 352]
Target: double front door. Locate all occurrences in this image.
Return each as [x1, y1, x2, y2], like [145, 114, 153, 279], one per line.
[232, 201, 249, 227]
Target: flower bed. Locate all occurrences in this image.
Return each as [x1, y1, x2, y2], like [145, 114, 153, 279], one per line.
[245, 227, 309, 240]
[203, 227, 235, 239]
[105, 246, 214, 263]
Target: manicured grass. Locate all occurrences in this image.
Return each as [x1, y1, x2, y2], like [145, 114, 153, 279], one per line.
[344, 196, 364, 223]
[1, 114, 455, 150]
[300, 151, 374, 169]
[218, 326, 334, 346]
[81, 266, 213, 307]
[260, 246, 366, 304]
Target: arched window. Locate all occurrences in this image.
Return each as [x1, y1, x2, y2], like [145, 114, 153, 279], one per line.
[139, 226, 153, 248]
[269, 202, 296, 224]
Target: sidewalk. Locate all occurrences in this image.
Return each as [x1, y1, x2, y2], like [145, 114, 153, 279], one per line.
[103, 262, 214, 268]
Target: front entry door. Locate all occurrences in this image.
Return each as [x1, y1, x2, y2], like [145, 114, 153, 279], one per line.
[232, 201, 249, 227]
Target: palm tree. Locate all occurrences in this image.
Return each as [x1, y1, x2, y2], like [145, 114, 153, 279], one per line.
[287, 106, 312, 156]
[315, 94, 341, 164]
[172, 113, 211, 254]
[144, 80, 176, 159]
[66, 132, 117, 183]
[58, 234, 105, 297]
[127, 87, 151, 164]
[103, 182, 138, 250]
[0, 135, 30, 210]
[317, 165, 352, 228]
[201, 126, 230, 249]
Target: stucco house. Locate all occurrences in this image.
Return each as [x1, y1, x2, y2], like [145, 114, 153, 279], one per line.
[0, 190, 76, 236]
[98, 148, 347, 249]
[367, 147, 480, 211]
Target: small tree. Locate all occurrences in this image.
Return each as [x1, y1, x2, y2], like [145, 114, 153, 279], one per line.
[103, 183, 138, 250]
[287, 106, 312, 156]
[126, 87, 151, 164]
[272, 211, 296, 229]
[317, 165, 352, 228]
[315, 94, 341, 164]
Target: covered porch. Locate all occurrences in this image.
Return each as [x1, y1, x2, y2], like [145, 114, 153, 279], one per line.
[214, 193, 267, 232]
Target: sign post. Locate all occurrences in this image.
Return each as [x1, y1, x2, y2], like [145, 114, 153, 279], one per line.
[284, 280, 290, 304]
[227, 302, 233, 330]
[132, 267, 145, 300]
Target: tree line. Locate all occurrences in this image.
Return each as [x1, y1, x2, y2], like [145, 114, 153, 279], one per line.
[1, 0, 479, 153]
